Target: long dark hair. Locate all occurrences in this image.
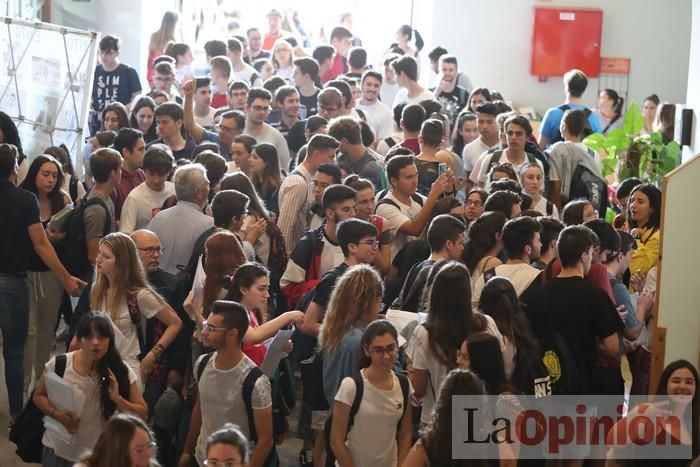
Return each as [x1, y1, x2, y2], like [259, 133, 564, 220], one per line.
[358, 320, 398, 369]
[425, 261, 485, 368]
[479, 277, 542, 395]
[561, 199, 591, 226]
[627, 184, 661, 232]
[19, 154, 67, 215]
[466, 332, 511, 396]
[462, 211, 507, 273]
[129, 96, 158, 142]
[75, 312, 131, 420]
[602, 88, 624, 116]
[451, 111, 475, 156]
[655, 359, 699, 459]
[102, 102, 130, 131]
[226, 262, 269, 324]
[251, 143, 282, 200]
[0, 111, 24, 163]
[220, 172, 272, 223]
[421, 369, 488, 467]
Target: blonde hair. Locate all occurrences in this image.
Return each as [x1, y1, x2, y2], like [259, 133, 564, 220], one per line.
[319, 264, 383, 352]
[271, 39, 293, 70]
[149, 11, 179, 51]
[90, 232, 166, 322]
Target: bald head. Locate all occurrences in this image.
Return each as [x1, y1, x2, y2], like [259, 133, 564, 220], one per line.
[131, 229, 162, 273]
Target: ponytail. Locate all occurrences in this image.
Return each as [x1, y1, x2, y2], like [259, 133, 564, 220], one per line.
[413, 29, 424, 52]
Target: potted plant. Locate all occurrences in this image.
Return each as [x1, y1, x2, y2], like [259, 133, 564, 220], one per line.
[582, 102, 681, 187]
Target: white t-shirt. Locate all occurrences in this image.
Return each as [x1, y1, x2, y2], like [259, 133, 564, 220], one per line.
[242, 215, 271, 265]
[374, 191, 426, 261]
[99, 289, 162, 381]
[476, 151, 545, 189]
[380, 82, 400, 108]
[243, 123, 291, 172]
[407, 315, 503, 424]
[335, 370, 414, 467]
[194, 352, 272, 465]
[41, 352, 137, 462]
[531, 196, 559, 218]
[194, 107, 217, 129]
[119, 181, 175, 234]
[376, 132, 403, 157]
[232, 63, 263, 87]
[357, 99, 394, 140]
[392, 88, 435, 109]
[462, 138, 499, 173]
[472, 263, 543, 309]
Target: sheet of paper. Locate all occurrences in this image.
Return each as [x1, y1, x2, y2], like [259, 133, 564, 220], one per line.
[44, 370, 86, 444]
[261, 329, 294, 377]
[385, 309, 424, 334]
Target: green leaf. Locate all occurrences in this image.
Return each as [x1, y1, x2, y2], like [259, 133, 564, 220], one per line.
[583, 133, 606, 152]
[600, 157, 616, 176]
[649, 132, 663, 144]
[605, 129, 630, 156]
[605, 207, 617, 224]
[623, 102, 644, 135]
[666, 141, 681, 163]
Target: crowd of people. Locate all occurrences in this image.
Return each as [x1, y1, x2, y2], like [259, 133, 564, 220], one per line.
[0, 7, 697, 467]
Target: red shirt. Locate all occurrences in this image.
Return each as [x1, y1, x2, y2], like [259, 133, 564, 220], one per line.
[112, 168, 145, 220]
[242, 308, 267, 366]
[321, 54, 347, 84]
[211, 92, 228, 109]
[401, 137, 421, 155]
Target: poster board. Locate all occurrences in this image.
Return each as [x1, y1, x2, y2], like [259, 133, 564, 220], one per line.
[650, 153, 700, 392]
[0, 16, 97, 171]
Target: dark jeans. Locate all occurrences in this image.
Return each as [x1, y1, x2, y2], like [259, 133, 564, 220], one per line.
[42, 446, 73, 467]
[0, 275, 29, 417]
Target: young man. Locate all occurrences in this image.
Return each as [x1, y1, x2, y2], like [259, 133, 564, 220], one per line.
[182, 79, 245, 161]
[472, 216, 543, 307]
[262, 9, 288, 50]
[534, 225, 622, 396]
[120, 145, 175, 234]
[312, 45, 335, 86]
[272, 85, 301, 138]
[322, 27, 353, 83]
[548, 109, 604, 209]
[293, 57, 321, 117]
[242, 88, 291, 170]
[538, 69, 602, 148]
[427, 46, 473, 92]
[326, 80, 360, 119]
[208, 56, 232, 109]
[533, 216, 565, 270]
[463, 102, 501, 187]
[380, 54, 401, 107]
[111, 128, 146, 220]
[431, 55, 469, 125]
[179, 301, 273, 467]
[90, 35, 141, 134]
[397, 103, 426, 155]
[227, 37, 263, 87]
[375, 154, 450, 261]
[280, 184, 357, 308]
[147, 163, 214, 275]
[0, 144, 84, 417]
[394, 214, 466, 312]
[309, 163, 342, 230]
[228, 80, 250, 111]
[391, 55, 433, 108]
[203, 40, 227, 63]
[345, 46, 367, 79]
[484, 190, 522, 219]
[152, 61, 180, 103]
[317, 87, 344, 122]
[192, 77, 216, 129]
[247, 27, 271, 62]
[151, 102, 196, 160]
[328, 116, 385, 190]
[357, 70, 394, 140]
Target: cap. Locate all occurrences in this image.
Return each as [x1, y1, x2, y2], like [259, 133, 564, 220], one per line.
[267, 9, 282, 18]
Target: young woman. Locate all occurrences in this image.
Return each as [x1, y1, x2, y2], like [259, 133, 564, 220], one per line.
[407, 260, 503, 427]
[479, 277, 545, 394]
[561, 198, 596, 225]
[519, 163, 558, 217]
[35, 312, 148, 467]
[487, 162, 518, 189]
[596, 88, 625, 134]
[655, 102, 676, 144]
[249, 142, 282, 212]
[331, 320, 413, 467]
[165, 42, 194, 88]
[231, 134, 257, 176]
[451, 112, 478, 158]
[395, 25, 424, 58]
[129, 96, 158, 143]
[202, 423, 250, 467]
[77, 413, 159, 467]
[606, 359, 698, 465]
[628, 184, 662, 279]
[467, 87, 492, 114]
[89, 233, 182, 386]
[464, 188, 487, 224]
[147, 11, 179, 86]
[102, 102, 130, 132]
[226, 262, 303, 366]
[402, 369, 489, 467]
[253, 58, 275, 82]
[320, 264, 384, 406]
[642, 94, 660, 135]
[462, 211, 507, 280]
[271, 39, 294, 83]
[19, 155, 71, 392]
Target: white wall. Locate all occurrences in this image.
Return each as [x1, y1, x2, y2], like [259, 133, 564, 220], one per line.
[685, 0, 700, 160]
[429, 0, 692, 115]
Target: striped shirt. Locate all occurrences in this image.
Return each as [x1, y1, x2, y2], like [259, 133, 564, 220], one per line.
[277, 164, 313, 254]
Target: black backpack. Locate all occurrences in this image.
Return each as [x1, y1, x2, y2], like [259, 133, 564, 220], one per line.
[549, 105, 593, 145]
[58, 195, 111, 277]
[569, 163, 608, 216]
[323, 372, 410, 467]
[9, 355, 67, 463]
[485, 150, 537, 177]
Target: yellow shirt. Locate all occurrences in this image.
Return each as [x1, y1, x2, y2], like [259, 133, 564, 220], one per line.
[630, 228, 660, 278]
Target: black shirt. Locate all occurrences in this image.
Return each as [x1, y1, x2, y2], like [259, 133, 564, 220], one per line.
[311, 262, 350, 309]
[0, 180, 41, 274]
[286, 120, 307, 154]
[299, 88, 320, 117]
[148, 138, 196, 161]
[536, 277, 623, 394]
[394, 258, 435, 312]
[432, 84, 468, 125]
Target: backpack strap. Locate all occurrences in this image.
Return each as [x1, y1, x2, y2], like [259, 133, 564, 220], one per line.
[602, 114, 621, 134]
[546, 200, 553, 216]
[487, 150, 503, 173]
[347, 373, 365, 432]
[384, 136, 396, 148]
[195, 352, 214, 383]
[243, 366, 265, 443]
[126, 292, 146, 359]
[557, 104, 571, 112]
[69, 177, 78, 202]
[483, 265, 498, 283]
[55, 354, 67, 378]
[410, 193, 425, 207]
[83, 196, 112, 236]
[396, 373, 410, 431]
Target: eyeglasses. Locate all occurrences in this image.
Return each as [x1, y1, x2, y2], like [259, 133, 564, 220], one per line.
[137, 246, 164, 257]
[319, 105, 339, 112]
[358, 240, 380, 249]
[132, 441, 157, 455]
[465, 200, 483, 207]
[311, 180, 330, 189]
[216, 124, 238, 133]
[250, 105, 270, 112]
[369, 344, 398, 356]
[155, 76, 174, 82]
[202, 321, 229, 333]
[203, 461, 243, 467]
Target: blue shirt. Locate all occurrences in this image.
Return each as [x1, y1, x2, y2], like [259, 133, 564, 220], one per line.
[608, 272, 639, 329]
[91, 63, 141, 114]
[323, 326, 364, 405]
[202, 130, 232, 161]
[539, 103, 602, 146]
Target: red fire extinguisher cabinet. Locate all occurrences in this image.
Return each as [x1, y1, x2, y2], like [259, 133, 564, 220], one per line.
[531, 7, 603, 78]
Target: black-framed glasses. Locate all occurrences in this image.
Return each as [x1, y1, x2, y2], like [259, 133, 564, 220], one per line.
[137, 246, 164, 257]
[369, 344, 398, 356]
[358, 240, 380, 249]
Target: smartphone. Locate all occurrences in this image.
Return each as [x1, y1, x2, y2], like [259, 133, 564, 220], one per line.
[438, 163, 449, 177]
